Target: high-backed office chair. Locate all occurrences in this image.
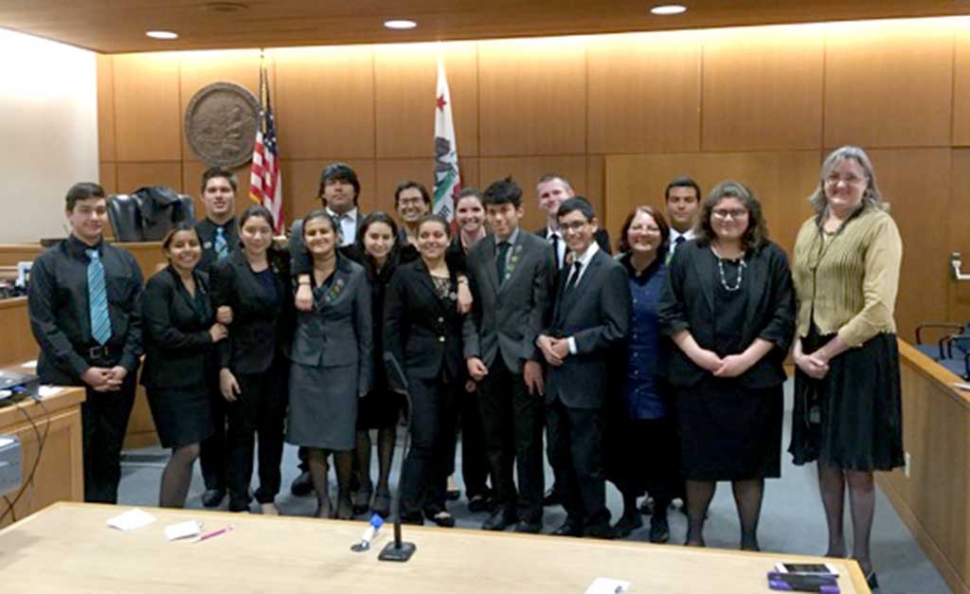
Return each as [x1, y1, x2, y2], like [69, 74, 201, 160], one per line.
[107, 188, 195, 242]
[915, 321, 970, 379]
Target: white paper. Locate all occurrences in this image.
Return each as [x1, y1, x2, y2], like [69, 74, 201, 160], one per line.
[585, 577, 631, 594]
[20, 360, 37, 369]
[38, 386, 62, 398]
[165, 520, 203, 541]
[0, 437, 14, 448]
[954, 382, 970, 391]
[106, 508, 156, 531]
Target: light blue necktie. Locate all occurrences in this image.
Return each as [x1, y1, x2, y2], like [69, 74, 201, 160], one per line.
[214, 227, 229, 260]
[86, 249, 112, 346]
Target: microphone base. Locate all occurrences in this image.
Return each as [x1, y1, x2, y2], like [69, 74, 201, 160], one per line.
[378, 541, 416, 562]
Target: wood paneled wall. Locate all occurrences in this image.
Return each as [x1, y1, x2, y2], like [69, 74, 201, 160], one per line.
[97, 17, 970, 339]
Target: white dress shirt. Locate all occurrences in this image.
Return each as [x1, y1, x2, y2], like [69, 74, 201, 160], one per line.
[328, 207, 359, 246]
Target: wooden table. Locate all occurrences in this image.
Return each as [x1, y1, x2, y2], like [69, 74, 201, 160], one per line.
[0, 388, 85, 529]
[0, 503, 870, 593]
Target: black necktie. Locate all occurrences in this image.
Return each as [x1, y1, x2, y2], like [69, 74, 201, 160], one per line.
[564, 261, 582, 295]
[550, 233, 561, 268]
[496, 241, 511, 282]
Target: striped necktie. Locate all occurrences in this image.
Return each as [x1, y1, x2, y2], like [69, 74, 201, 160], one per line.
[86, 249, 112, 346]
[214, 226, 229, 260]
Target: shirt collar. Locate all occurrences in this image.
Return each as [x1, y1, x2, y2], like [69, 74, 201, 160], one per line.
[573, 240, 600, 266]
[498, 226, 521, 246]
[328, 207, 358, 222]
[68, 234, 103, 257]
[670, 228, 695, 242]
[546, 224, 561, 239]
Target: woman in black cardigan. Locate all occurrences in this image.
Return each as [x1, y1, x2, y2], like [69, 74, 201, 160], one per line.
[658, 181, 794, 551]
[211, 205, 293, 514]
[384, 214, 466, 527]
[142, 223, 227, 508]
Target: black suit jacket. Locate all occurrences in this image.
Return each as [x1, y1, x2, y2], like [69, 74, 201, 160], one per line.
[657, 240, 795, 389]
[384, 259, 465, 382]
[140, 266, 216, 390]
[545, 248, 631, 409]
[462, 231, 555, 372]
[210, 249, 293, 374]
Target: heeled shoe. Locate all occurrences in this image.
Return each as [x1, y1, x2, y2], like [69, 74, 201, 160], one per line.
[865, 571, 879, 590]
[428, 510, 455, 528]
[260, 502, 281, 516]
[372, 488, 392, 519]
[315, 500, 334, 519]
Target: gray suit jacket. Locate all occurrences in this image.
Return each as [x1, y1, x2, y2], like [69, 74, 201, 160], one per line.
[545, 249, 631, 409]
[289, 255, 373, 397]
[463, 231, 556, 372]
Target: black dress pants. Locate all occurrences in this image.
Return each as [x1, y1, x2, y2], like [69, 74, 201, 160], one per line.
[400, 375, 458, 519]
[457, 386, 490, 498]
[226, 366, 286, 510]
[546, 397, 609, 529]
[81, 374, 137, 503]
[479, 360, 545, 523]
[199, 377, 227, 492]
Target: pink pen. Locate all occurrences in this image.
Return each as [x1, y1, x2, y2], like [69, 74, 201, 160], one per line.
[197, 525, 234, 543]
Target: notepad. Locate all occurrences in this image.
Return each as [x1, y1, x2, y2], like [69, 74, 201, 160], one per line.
[585, 577, 631, 594]
[106, 508, 156, 531]
[165, 520, 203, 541]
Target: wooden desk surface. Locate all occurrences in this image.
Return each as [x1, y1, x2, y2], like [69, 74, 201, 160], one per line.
[0, 503, 870, 593]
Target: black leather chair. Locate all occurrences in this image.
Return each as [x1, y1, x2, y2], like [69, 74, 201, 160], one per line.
[107, 191, 195, 242]
[915, 321, 970, 379]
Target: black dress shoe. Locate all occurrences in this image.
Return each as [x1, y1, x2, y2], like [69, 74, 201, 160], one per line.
[649, 515, 670, 543]
[542, 485, 562, 507]
[482, 508, 516, 531]
[201, 488, 225, 508]
[467, 493, 492, 513]
[866, 571, 879, 590]
[552, 520, 584, 537]
[584, 522, 616, 540]
[290, 470, 313, 497]
[612, 513, 644, 538]
[427, 510, 456, 528]
[512, 520, 543, 534]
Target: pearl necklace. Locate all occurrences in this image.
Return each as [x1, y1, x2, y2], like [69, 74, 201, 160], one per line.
[711, 246, 746, 292]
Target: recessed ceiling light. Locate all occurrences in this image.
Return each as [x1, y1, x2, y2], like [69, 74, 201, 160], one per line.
[146, 30, 179, 40]
[650, 4, 687, 15]
[384, 19, 417, 30]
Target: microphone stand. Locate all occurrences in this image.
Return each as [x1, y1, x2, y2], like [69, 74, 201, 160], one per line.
[378, 353, 416, 562]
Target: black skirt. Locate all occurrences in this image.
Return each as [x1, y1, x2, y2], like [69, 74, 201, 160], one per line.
[789, 329, 904, 471]
[147, 386, 214, 449]
[674, 377, 783, 481]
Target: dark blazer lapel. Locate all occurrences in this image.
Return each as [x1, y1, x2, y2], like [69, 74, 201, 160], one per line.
[559, 249, 603, 318]
[498, 238, 528, 294]
[691, 246, 716, 315]
[742, 247, 769, 336]
[413, 259, 447, 315]
[482, 236, 500, 295]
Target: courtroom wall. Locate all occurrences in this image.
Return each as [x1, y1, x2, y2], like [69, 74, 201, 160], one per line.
[0, 28, 99, 243]
[95, 17, 970, 340]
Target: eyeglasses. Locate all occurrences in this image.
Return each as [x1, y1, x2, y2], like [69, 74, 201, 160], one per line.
[711, 209, 748, 220]
[560, 221, 589, 233]
[825, 174, 866, 186]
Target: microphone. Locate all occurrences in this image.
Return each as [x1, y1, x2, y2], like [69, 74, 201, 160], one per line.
[378, 353, 416, 562]
[351, 513, 384, 552]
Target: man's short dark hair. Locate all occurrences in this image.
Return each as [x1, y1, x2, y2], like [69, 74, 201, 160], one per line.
[557, 196, 595, 222]
[394, 181, 431, 208]
[201, 166, 238, 193]
[318, 162, 361, 204]
[664, 176, 701, 203]
[482, 176, 522, 208]
[65, 182, 106, 212]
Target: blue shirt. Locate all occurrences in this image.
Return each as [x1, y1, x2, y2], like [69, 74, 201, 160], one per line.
[621, 255, 667, 419]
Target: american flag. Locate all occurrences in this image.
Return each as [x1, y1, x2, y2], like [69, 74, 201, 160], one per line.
[249, 60, 284, 234]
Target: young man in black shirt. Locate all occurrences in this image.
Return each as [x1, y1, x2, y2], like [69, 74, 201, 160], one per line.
[28, 182, 144, 503]
[194, 166, 239, 507]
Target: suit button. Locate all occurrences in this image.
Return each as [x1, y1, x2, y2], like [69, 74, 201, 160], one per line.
[439, 336, 446, 343]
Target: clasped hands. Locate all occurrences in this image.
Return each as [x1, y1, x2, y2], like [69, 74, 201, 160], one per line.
[793, 350, 830, 380]
[81, 366, 128, 392]
[536, 335, 570, 368]
[693, 349, 756, 378]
